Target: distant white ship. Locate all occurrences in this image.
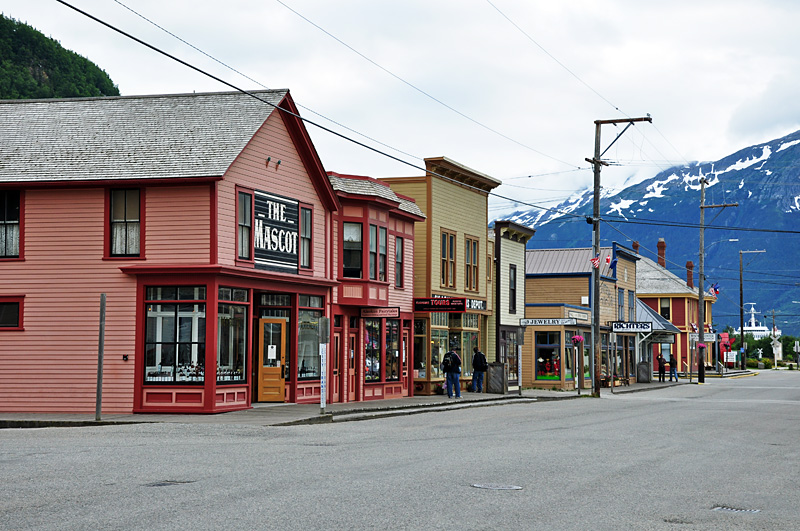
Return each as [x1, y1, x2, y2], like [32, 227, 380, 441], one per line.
[734, 303, 781, 340]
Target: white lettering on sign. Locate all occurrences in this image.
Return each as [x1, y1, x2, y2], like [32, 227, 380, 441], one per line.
[466, 299, 486, 311]
[519, 318, 577, 326]
[611, 322, 652, 333]
[254, 218, 299, 255]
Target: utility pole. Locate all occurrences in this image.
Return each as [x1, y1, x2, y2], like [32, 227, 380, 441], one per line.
[587, 116, 651, 397]
[697, 178, 737, 382]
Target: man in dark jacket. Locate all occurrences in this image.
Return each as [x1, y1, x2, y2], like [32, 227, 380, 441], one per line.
[471, 346, 488, 393]
[656, 353, 666, 382]
[442, 350, 462, 398]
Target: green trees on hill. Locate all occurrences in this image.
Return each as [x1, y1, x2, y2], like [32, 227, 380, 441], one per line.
[0, 14, 119, 99]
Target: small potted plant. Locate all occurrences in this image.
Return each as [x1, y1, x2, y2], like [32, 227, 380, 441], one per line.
[571, 335, 584, 345]
[434, 381, 445, 395]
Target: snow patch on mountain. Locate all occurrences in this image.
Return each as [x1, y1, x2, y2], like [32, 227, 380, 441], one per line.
[722, 146, 771, 172]
[608, 199, 635, 218]
[778, 139, 800, 152]
[643, 174, 679, 198]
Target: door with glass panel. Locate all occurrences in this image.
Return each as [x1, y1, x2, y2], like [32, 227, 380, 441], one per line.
[332, 332, 341, 403]
[257, 318, 286, 402]
[348, 332, 356, 401]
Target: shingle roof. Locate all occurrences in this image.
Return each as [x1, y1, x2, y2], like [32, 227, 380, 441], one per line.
[525, 247, 616, 277]
[0, 90, 287, 183]
[636, 255, 704, 297]
[328, 173, 424, 218]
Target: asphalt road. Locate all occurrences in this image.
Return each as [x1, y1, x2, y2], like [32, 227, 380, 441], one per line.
[2, 371, 799, 530]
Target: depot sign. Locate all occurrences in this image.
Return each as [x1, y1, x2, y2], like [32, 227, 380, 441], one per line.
[254, 190, 299, 273]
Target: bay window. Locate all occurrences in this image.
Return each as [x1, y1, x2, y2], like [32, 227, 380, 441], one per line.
[343, 222, 362, 278]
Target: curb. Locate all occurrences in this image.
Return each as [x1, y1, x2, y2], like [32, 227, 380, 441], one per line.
[0, 420, 149, 430]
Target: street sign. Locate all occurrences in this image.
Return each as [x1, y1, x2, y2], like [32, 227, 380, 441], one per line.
[519, 318, 577, 326]
[689, 333, 717, 342]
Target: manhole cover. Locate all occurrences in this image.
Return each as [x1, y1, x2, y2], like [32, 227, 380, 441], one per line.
[712, 506, 760, 514]
[471, 483, 523, 490]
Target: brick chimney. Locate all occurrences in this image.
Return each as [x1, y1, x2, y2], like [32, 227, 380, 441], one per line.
[657, 238, 666, 267]
[632, 241, 640, 253]
[686, 261, 694, 288]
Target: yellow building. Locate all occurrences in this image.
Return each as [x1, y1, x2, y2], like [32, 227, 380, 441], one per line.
[381, 157, 500, 394]
[523, 244, 639, 390]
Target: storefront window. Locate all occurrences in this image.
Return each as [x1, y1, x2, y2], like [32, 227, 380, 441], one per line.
[583, 332, 592, 379]
[601, 333, 609, 377]
[507, 330, 519, 381]
[462, 331, 478, 376]
[535, 331, 560, 381]
[413, 319, 427, 379]
[565, 330, 577, 379]
[385, 319, 400, 381]
[144, 286, 206, 383]
[298, 310, 322, 379]
[217, 287, 248, 384]
[365, 318, 381, 382]
[431, 329, 447, 379]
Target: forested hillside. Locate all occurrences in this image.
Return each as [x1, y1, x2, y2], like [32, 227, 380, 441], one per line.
[0, 14, 118, 99]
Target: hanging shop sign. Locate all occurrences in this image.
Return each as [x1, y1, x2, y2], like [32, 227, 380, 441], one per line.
[414, 297, 466, 312]
[519, 318, 577, 326]
[611, 321, 652, 333]
[689, 333, 717, 343]
[361, 307, 400, 318]
[253, 190, 299, 273]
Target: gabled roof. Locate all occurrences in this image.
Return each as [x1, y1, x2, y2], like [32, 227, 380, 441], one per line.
[636, 255, 709, 297]
[327, 172, 425, 219]
[0, 90, 287, 183]
[636, 298, 680, 333]
[526, 246, 616, 277]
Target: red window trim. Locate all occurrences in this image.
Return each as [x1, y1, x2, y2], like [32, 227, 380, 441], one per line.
[298, 203, 314, 275]
[235, 187, 255, 267]
[0, 295, 24, 331]
[0, 189, 24, 261]
[103, 187, 146, 261]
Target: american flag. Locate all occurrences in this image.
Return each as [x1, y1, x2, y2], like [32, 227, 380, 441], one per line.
[690, 322, 698, 332]
[590, 255, 600, 268]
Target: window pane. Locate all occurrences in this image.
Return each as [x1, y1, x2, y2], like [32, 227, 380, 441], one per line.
[111, 190, 126, 222]
[127, 222, 140, 254]
[365, 318, 381, 382]
[0, 302, 20, 327]
[298, 310, 322, 379]
[126, 190, 140, 220]
[218, 303, 247, 382]
[144, 294, 206, 384]
[343, 222, 362, 242]
[385, 319, 400, 381]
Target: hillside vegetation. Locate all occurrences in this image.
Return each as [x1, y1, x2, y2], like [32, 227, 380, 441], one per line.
[0, 14, 119, 99]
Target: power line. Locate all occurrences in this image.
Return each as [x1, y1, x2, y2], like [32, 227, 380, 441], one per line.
[276, 0, 580, 170]
[110, 0, 421, 162]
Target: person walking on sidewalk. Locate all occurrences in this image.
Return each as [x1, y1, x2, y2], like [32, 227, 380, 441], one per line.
[669, 356, 680, 382]
[656, 353, 666, 382]
[441, 349, 462, 398]
[471, 347, 488, 393]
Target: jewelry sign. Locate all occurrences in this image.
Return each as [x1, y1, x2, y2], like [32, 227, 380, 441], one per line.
[253, 190, 299, 273]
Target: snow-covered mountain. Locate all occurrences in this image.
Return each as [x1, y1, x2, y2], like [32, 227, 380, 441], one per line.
[499, 130, 800, 335]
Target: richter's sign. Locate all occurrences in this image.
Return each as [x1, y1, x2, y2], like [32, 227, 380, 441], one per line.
[611, 322, 652, 333]
[254, 190, 299, 272]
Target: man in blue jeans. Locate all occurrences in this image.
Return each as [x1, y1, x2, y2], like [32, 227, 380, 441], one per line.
[669, 356, 680, 382]
[443, 350, 462, 398]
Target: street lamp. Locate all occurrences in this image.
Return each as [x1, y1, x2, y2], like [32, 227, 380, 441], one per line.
[739, 249, 766, 369]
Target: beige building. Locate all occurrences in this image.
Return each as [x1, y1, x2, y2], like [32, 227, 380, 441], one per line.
[381, 157, 500, 394]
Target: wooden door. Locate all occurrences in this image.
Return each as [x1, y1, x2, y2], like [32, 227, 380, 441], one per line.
[256, 318, 286, 402]
[402, 330, 410, 393]
[348, 332, 356, 402]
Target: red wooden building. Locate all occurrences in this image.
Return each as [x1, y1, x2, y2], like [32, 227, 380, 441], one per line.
[0, 90, 416, 414]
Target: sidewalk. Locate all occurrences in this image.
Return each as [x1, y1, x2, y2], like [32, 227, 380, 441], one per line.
[0, 378, 706, 429]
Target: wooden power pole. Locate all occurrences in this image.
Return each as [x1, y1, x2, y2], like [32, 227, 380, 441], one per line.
[587, 116, 651, 397]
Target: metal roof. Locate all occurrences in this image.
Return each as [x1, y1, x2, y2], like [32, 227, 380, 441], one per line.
[636, 298, 680, 333]
[0, 90, 287, 183]
[525, 247, 616, 277]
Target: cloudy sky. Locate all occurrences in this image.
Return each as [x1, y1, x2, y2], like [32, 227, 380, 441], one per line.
[7, 0, 800, 218]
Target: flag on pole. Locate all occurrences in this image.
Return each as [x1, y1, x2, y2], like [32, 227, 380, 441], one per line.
[590, 255, 600, 268]
[712, 283, 720, 295]
[605, 255, 611, 265]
